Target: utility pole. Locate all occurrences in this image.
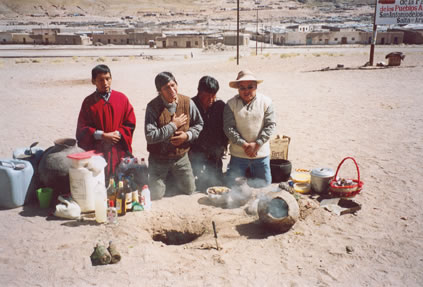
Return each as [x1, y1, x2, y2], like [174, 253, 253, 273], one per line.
[256, 8, 258, 56]
[369, 0, 378, 66]
[237, 0, 239, 65]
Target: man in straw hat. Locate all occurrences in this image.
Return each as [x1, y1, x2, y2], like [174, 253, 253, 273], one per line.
[223, 69, 276, 187]
[144, 71, 203, 200]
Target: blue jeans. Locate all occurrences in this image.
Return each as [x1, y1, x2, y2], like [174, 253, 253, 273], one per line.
[225, 156, 272, 188]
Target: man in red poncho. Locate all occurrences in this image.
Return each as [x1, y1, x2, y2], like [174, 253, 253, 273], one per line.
[76, 64, 136, 180]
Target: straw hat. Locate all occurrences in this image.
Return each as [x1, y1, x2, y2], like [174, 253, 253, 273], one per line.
[229, 69, 263, 89]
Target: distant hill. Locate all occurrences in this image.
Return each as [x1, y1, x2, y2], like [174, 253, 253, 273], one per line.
[0, 0, 200, 16]
[0, 0, 373, 17]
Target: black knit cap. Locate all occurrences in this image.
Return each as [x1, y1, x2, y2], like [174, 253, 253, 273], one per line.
[155, 71, 177, 92]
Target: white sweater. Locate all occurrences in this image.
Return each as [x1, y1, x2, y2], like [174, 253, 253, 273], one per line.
[226, 93, 272, 159]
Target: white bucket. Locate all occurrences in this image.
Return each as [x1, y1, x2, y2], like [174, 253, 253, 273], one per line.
[69, 156, 106, 212]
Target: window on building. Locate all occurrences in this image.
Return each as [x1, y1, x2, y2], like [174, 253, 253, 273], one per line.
[319, 39, 322, 41]
[173, 41, 177, 47]
[334, 38, 338, 41]
[352, 37, 355, 41]
[113, 39, 117, 43]
[195, 41, 198, 45]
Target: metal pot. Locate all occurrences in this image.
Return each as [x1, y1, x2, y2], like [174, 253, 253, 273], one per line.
[310, 167, 335, 194]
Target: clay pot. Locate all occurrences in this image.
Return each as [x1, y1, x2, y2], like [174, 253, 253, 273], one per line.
[258, 190, 299, 233]
[270, 159, 292, 183]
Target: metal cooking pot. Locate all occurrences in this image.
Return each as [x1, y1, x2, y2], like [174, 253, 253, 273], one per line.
[310, 167, 335, 194]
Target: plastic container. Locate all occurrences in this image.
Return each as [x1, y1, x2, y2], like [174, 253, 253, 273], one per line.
[67, 151, 106, 212]
[141, 185, 152, 211]
[37, 187, 53, 208]
[293, 183, 311, 194]
[95, 183, 107, 223]
[13, 145, 44, 205]
[0, 159, 34, 209]
[291, 171, 311, 184]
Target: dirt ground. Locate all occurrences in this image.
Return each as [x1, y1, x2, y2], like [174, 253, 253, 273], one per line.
[0, 45, 423, 286]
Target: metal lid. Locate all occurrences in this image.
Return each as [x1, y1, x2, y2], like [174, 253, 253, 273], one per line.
[311, 167, 335, 178]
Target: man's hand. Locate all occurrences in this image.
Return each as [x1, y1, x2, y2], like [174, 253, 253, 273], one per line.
[170, 131, 188, 146]
[171, 113, 188, 128]
[242, 142, 260, 158]
[102, 131, 121, 144]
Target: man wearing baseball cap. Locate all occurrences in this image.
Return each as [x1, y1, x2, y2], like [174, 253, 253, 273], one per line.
[223, 69, 276, 187]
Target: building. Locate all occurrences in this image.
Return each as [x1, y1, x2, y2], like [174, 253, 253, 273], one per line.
[0, 32, 13, 44]
[307, 31, 364, 45]
[55, 33, 91, 45]
[223, 33, 249, 46]
[389, 28, 423, 44]
[204, 35, 224, 46]
[126, 30, 162, 45]
[92, 30, 130, 45]
[11, 33, 33, 44]
[156, 33, 204, 48]
[272, 30, 403, 46]
[32, 28, 60, 44]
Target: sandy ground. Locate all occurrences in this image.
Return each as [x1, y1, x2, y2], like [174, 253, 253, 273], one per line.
[0, 45, 423, 286]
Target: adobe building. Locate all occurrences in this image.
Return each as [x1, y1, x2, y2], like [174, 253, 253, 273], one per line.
[55, 33, 91, 45]
[92, 30, 130, 45]
[11, 33, 33, 44]
[0, 32, 13, 44]
[223, 33, 249, 46]
[156, 33, 204, 48]
[32, 28, 60, 44]
[389, 28, 423, 44]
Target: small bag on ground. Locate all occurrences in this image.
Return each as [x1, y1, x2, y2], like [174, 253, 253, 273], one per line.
[269, 135, 291, 160]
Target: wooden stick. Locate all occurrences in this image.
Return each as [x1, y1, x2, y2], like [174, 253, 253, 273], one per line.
[212, 221, 220, 250]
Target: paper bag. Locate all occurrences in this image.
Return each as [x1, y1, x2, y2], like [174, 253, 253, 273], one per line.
[269, 135, 290, 160]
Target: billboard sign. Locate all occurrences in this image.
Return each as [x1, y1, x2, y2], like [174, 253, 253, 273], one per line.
[376, 0, 423, 24]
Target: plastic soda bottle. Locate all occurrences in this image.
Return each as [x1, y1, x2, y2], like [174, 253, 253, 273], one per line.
[95, 183, 108, 223]
[141, 185, 152, 211]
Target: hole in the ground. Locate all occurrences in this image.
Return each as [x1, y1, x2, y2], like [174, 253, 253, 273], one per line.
[152, 229, 204, 245]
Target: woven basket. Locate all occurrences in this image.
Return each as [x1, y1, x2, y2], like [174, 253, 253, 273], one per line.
[329, 157, 363, 198]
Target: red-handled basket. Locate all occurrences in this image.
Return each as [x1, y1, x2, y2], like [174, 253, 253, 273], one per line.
[329, 157, 364, 198]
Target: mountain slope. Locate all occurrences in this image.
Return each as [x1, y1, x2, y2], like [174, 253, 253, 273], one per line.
[0, 0, 373, 17]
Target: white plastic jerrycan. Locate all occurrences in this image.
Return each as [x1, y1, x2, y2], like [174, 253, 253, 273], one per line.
[67, 151, 107, 212]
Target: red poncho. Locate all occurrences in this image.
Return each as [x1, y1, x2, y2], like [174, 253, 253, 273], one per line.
[76, 90, 136, 178]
